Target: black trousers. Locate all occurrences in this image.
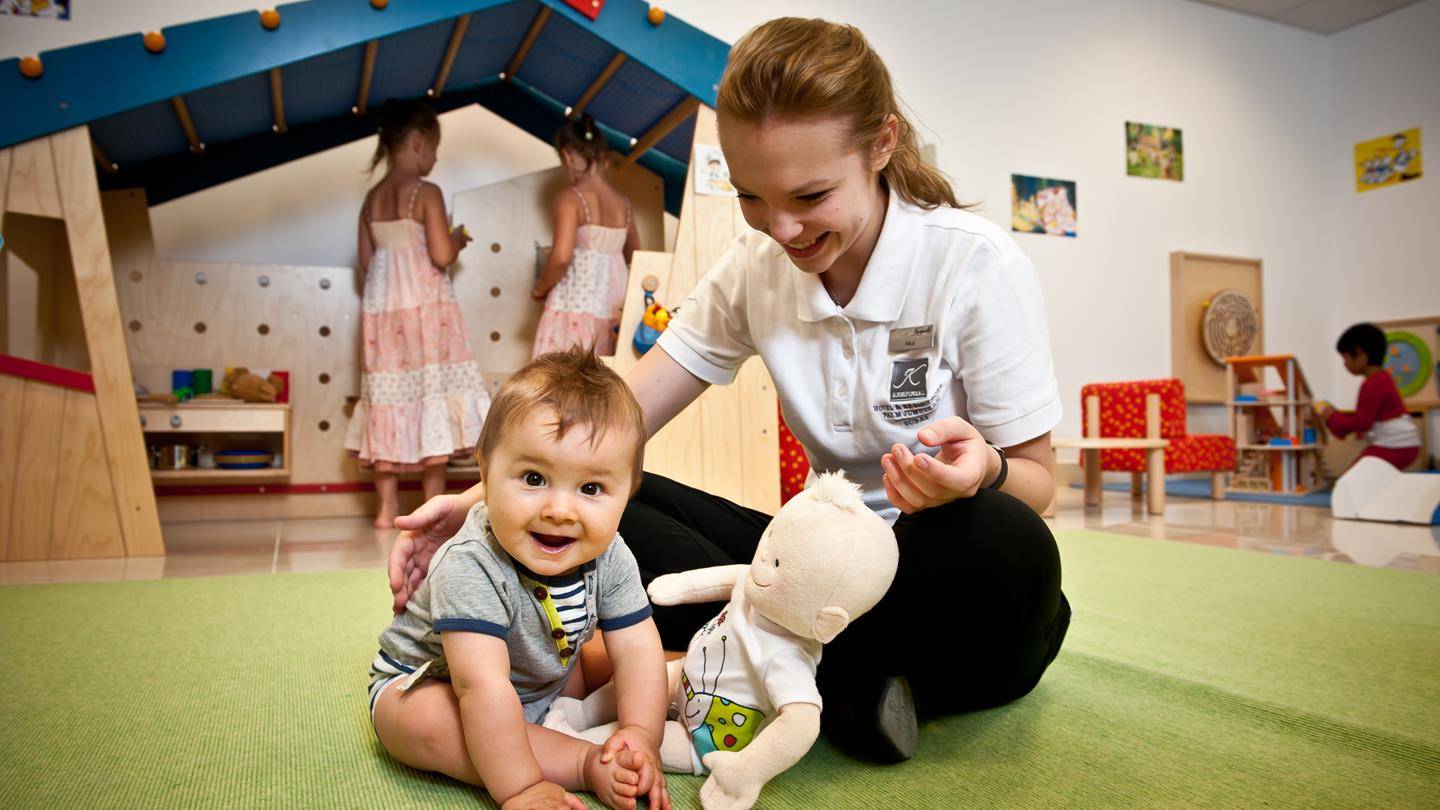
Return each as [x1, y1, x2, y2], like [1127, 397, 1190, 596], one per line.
[619, 473, 1071, 718]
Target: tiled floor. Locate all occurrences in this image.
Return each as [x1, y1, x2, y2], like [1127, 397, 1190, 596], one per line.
[2, 485, 1437, 585]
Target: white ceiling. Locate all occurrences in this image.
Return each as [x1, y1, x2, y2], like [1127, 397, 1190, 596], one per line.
[1188, 0, 1422, 33]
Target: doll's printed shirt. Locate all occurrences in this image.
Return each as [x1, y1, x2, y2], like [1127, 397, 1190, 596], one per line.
[657, 189, 1061, 525]
[375, 503, 652, 724]
[675, 570, 822, 768]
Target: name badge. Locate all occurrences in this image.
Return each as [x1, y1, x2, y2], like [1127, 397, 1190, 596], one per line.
[888, 325, 935, 353]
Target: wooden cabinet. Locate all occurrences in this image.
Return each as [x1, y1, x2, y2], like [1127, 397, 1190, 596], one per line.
[139, 401, 291, 483]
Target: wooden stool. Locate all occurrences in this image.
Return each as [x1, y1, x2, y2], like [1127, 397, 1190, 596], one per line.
[1045, 437, 1170, 517]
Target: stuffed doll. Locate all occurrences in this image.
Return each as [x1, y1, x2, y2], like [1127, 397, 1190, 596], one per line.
[544, 471, 898, 809]
[222, 367, 285, 403]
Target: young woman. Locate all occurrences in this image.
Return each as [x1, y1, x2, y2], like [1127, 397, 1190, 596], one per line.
[391, 17, 1070, 763]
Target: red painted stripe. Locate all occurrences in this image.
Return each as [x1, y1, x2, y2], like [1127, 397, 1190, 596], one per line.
[0, 354, 96, 393]
[153, 477, 480, 498]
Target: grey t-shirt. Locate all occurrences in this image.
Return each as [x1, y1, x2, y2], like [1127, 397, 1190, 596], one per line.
[376, 503, 653, 723]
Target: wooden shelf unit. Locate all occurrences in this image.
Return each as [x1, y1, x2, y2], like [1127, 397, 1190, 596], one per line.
[139, 400, 291, 483]
[1225, 355, 1325, 494]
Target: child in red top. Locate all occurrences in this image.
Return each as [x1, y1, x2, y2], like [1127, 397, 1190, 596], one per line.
[1317, 323, 1420, 470]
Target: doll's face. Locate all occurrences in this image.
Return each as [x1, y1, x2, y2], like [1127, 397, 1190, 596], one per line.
[741, 484, 899, 643]
[742, 504, 843, 640]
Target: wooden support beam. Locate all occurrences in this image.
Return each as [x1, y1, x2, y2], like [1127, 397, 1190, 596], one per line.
[570, 52, 626, 118]
[619, 97, 699, 168]
[6, 138, 63, 217]
[50, 126, 165, 556]
[90, 136, 117, 174]
[171, 97, 203, 153]
[503, 6, 550, 81]
[355, 40, 379, 115]
[430, 14, 471, 98]
[268, 67, 288, 134]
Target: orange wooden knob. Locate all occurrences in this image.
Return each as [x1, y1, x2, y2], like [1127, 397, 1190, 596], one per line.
[143, 31, 166, 53]
[370, 0, 388, 8]
[647, 5, 665, 25]
[19, 56, 43, 79]
[259, 9, 281, 30]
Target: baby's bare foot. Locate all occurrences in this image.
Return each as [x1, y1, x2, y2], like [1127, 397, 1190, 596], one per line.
[583, 745, 641, 809]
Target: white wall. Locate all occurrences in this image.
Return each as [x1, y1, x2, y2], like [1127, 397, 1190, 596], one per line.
[666, 0, 1337, 437]
[4, 0, 1434, 438]
[1325, 0, 1440, 408]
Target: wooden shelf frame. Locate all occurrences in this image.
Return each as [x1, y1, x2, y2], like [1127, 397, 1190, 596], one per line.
[1226, 354, 1325, 494]
[140, 401, 292, 483]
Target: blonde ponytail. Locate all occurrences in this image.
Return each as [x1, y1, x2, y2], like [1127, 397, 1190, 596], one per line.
[717, 17, 968, 211]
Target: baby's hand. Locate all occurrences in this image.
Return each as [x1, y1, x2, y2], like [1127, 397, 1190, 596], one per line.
[600, 726, 669, 809]
[583, 745, 644, 809]
[500, 781, 584, 810]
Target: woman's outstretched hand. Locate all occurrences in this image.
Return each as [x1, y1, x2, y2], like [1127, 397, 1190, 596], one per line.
[881, 416, 998, 514]
[388, 493, 470, 614]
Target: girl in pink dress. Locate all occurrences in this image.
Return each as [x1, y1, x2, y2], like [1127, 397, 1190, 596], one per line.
[346, 101, 490, 528]
[531, 115, 640, 357]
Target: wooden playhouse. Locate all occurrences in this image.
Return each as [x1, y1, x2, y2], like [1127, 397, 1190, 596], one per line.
[0, 0, 781, 560]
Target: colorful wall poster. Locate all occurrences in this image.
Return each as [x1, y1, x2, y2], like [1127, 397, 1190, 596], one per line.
[1125, 121, 1183, 181]
[1011, 174, 1077, 238]
[0, 0, 70, 18]
[1354, 128, 1422, 192]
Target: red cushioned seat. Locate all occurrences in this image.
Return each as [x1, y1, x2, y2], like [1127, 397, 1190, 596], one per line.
[1080, 378, 1235, 475]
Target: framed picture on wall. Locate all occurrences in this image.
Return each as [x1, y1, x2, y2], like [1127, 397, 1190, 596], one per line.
[1011, 174, 1077, 238]
[0, 0, 70, 18]
[1125, 121, 1184, 181]
[1354, 128, 1422, 192]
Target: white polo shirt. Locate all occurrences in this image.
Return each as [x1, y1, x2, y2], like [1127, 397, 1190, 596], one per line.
[657, 190, 1062, 525]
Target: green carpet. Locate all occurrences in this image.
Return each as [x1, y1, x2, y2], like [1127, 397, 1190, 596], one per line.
[1, 531, 1436, 808]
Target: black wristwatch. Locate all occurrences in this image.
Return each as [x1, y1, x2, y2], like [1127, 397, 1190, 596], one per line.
[986, 443, 1008, 490]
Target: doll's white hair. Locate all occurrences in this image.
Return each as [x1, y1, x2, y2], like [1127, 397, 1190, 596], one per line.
[806, 470, 865, 511]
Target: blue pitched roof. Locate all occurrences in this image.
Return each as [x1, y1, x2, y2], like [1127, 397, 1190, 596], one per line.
[0, 0, 731, 214]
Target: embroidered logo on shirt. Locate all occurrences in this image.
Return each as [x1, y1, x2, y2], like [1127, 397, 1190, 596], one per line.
[890, 359, 928, 402]
[873, 389, 943, 426]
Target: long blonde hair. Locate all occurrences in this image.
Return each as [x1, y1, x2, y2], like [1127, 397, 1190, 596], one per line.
[717, 17, 964, 211]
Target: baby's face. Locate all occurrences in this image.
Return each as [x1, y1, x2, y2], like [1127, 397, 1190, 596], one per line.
[485, 407, 636, 577]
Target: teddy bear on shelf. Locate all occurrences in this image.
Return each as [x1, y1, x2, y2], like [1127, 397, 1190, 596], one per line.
[223, 367, 285, 403]
[543, 471, 899, 810]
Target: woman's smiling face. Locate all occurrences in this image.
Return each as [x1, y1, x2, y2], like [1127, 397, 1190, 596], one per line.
[719, 114, 892, 276]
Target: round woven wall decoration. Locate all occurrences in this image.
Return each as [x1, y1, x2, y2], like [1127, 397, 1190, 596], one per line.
[1201, 288, 1258, 365]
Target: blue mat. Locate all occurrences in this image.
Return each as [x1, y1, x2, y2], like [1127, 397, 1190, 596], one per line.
[1076, 478, 1332, 508]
